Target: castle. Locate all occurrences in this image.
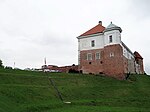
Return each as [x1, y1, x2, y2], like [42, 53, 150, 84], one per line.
[77, 21, 144, 79]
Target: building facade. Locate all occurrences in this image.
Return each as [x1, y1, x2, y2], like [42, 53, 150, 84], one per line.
[77, 21, 144, 79]
[41, 64, 78, 73]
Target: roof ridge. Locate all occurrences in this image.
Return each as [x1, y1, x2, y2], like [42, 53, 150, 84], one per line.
[79, 24, 105, 37]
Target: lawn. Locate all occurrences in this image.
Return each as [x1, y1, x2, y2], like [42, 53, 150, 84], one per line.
[0, 68, 150, 112]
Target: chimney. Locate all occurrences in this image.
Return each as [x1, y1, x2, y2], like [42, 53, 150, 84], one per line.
[99, 21, 102, 25]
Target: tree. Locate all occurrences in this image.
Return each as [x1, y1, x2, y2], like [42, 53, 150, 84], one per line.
[0, 59, 4, 68]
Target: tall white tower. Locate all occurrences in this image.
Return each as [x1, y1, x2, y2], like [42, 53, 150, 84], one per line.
[104, 22, 122, 46]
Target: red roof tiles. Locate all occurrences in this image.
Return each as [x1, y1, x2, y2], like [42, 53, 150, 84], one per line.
[79, 24, 105, 37]
[134, 51, 143, 59]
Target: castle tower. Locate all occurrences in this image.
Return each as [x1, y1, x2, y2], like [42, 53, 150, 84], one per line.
[103, 22, 125, 79]
[77, 21, 105, 74]
[103, 22, 122, 46]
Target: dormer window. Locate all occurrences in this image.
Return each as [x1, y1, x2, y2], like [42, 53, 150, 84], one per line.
[109, 35, 113, 43]
[91, 40, 95, 47]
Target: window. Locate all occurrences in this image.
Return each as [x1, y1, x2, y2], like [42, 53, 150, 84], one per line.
[109, 35, 113, 43]
[87, 53, 92, 60]
[110, 52, 114, 57]
[83, 53, 87, 60]
[95, 52, 100, 60]
[91, 40, 95, 47]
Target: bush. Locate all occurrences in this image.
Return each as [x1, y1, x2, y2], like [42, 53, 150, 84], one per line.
[5, 66, 13, 69]
[128, 75, 137, 81]
[0, 59, 4, 68]
[68, 69, 79, 73]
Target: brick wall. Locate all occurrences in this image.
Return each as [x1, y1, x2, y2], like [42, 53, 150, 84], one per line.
[139, 59, 144, 74]
[54, 65, 79, 73]
[103, 44, 125, 79]
[79, 49, 104, 74]
[79, 44, 140, 79]
[135, 58, 144, 74]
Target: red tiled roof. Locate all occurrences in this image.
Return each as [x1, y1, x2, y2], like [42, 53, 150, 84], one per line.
[134, 51, 143, 59]
[79, 24, 105, 37]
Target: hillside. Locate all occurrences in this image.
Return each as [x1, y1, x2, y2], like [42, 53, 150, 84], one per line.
[0, 68, 150, 112]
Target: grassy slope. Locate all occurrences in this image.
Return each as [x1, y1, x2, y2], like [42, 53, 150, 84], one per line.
[0, 68, 150, 112]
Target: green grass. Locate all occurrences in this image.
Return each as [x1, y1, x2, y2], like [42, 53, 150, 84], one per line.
[0, 68, 150, 112]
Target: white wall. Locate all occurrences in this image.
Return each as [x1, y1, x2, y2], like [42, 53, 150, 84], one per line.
[121, 44, 134, 60]
[78, 34, 104, 51]
[78, 30, 122, 51]
[104, 30, 121, 46]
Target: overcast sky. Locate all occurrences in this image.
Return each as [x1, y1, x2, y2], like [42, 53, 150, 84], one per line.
[0, 0, 150, 74]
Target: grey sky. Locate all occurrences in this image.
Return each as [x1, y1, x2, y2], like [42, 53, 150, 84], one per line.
[0, 0, 150, 74]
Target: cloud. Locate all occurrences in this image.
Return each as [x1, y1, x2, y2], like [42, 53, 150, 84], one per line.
[0, 0, 149, 74]
[126, 0, 150, 19]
